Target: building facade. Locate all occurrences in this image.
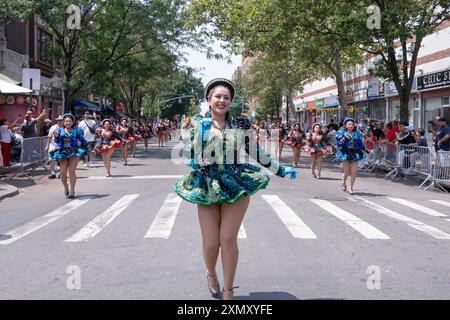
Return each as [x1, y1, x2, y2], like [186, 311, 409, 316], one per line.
[294, 21, 450, 132]
[0, 15, 63, 124]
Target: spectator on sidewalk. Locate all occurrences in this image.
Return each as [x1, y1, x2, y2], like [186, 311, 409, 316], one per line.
[78, 111, 96, 168]
[20, 109, 47, 163]
[0, 117, 21, 167]
[20, 109, 47, 139]
[435, 117, 450, 152]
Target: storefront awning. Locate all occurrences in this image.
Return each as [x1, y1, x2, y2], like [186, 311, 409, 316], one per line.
[72, 99, 101, 111]
[0, 73, 19, 84]
[0, 79, 33, 93]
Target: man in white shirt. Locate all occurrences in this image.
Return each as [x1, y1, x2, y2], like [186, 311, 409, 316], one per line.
[78, 111, 96, 167]
[45, 115, 63, 179]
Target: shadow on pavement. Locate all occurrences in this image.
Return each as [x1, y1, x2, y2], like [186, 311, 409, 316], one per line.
[349, 192, 387, 197]
[0, 234, 12, 241]
[235, 291, 299, 300]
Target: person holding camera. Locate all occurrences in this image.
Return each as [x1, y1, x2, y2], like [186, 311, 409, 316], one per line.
[336, 117, 367, 195]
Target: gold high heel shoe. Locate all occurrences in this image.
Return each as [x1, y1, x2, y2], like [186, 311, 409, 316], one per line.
[222, 286, 239, 300]
[206, 272, 220, 296]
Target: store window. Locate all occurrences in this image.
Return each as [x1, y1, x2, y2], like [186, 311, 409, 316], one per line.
[37, 28, 53, 65]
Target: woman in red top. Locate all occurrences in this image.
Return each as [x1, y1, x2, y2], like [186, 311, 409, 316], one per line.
[305, 123, 328, 179]
[287, 123, 305, 168]
[116, 118, 131, 165]
[93, 119, 122, 177]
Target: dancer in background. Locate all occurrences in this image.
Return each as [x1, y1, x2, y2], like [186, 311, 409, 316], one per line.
[305, 123, 327, 179]
[116, 118, 131, 166]
[51, 113, 89, 199]
[93, 119, 123, 177]
[336, 117, 367, 195]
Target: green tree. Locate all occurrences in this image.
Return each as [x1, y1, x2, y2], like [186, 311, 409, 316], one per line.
[32, 0, 197, 112]
[352, 0, 450, 122]
[188, 0, 362, 120]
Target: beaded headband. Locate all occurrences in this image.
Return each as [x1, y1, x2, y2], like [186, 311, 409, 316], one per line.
[204, 78, 235, 101]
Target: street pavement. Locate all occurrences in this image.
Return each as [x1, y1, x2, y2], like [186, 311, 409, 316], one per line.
[1, 137, 450, 300]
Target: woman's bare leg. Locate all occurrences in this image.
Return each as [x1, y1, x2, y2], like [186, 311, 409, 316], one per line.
[311, 155, 317, 178]
[220, 196, 250, 300]
[349, 161, 358, 193]
[198, 204, 221, 291]
[59, 159, 69, 194]
[342, 161, 350, 190]
[68, 157, 80, 195]
[317, 155, 323, 178]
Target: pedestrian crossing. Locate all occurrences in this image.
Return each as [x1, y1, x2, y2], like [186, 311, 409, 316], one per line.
[1, 195, 449, 245]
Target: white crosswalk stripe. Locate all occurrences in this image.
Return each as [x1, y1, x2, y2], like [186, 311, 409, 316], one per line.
[65, 194, 140, 242]
[145, 193, 182, 239]
[2, 193, 449, 244]
[238, 224, 247, 239]
[430, 200, 450, 208]
[0, 196, 94, 245]
[387, 198, 447, 217]
[262, 195, 317, 239]
[310, 199, 390, 240]
[355, 197, 450, 240]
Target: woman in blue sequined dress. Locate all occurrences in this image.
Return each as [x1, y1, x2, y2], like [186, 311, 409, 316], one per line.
[52, 113, 89, 199]
[336, 117, 367, 195]
[173, 78, 297, 300]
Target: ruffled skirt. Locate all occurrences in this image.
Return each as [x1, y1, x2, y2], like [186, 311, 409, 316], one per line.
[173, 163, 270, 205]
[93, 140, 121, 154]
[51, 147, 85, 161]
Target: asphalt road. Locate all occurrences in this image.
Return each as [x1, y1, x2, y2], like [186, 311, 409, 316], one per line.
[1, 138, 450, 300]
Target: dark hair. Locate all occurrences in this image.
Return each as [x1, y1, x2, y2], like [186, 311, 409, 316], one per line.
[387, 123, 393, 129]
[401, 121, 409, 127]
[418, 128, 425, 136]
[205, 78, 235, 101]
[0, 119, 6, 126]
[438, 117, 447, 123]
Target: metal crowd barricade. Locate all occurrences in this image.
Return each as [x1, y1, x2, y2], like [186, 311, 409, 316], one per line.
[10, 137, 49, 180]
[424, 150, 450, 192]
[363, 140, 379, 171]
[385, 144, 433, 187]
[381, 143, 399, 177]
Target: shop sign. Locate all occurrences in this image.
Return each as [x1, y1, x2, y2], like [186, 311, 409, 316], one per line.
[16, 96, 25, 104]
[6, 96, 15, 105]
[417, 69, 450, 90]
[316, 98, 324, 108]
[368, 78, 380, 98]
[324, 96, 339, 107]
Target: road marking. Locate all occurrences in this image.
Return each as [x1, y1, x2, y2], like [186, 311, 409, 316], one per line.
[387, 198, 446, 217]
[430, 200, 450, 208]
[87, 175, 183, 180]
[310, 199, 390, 240]
[262, 195, 317, 239]
[355, 197, 450, 240]
[238, 224, 247, 239]
[145, 193, 182, 239]
[0, 196, 94, 245]
[65, 194, 139, 242]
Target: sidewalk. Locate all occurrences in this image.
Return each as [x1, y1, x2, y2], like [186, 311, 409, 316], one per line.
[0, 163, 21, 200]
[0, 182, 18, 200]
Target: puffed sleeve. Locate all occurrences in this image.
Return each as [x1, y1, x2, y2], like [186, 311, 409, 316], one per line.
[336, 130, 346, 148]
[76, 128, 89, 147]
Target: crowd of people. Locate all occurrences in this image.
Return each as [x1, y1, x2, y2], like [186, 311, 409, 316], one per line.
[1, 108, 449, 197]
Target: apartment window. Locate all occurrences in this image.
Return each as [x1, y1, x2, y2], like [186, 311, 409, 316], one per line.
[37, 28, 53, 65]
[443, 96, 449, 106]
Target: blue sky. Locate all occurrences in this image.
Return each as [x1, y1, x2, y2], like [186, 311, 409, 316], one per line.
[183, 45, 241, 113]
